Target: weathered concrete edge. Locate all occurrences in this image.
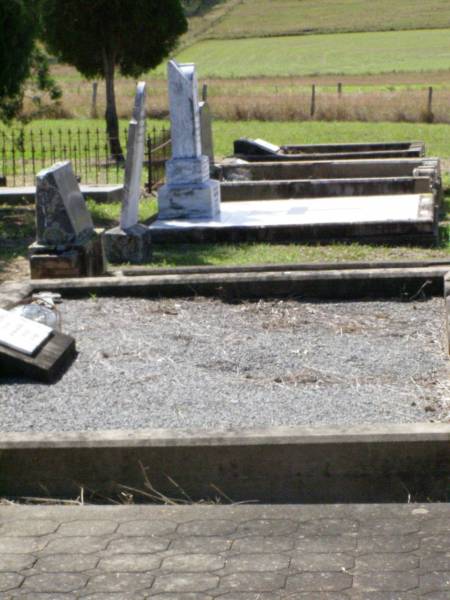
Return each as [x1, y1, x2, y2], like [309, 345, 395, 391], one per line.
[20, 266, 450, 297]
[0, 422, 449, 449]
[2, 423, 450, 502]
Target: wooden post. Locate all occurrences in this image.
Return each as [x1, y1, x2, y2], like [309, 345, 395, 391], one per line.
[427, 86, 434, 122]
[202, 83, 208, 102]
[338, 82, 342, 97]
[91, 82, 98, 119]
[310, 84, 316, 118]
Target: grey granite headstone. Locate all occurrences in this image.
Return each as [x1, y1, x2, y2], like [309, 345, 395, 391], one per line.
[103, 81, 152, 264]
[157, 61, 221, 220]
[120, 81, 147, 230]
[36, 161, 94, 246]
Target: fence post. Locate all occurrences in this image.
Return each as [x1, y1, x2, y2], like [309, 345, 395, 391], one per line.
[427, 86, 434, 122]
[91, 82, 98, 119]
[337, 82, 342, 97]
[310, 84, 316, 118]
[202, 83, 208, 102]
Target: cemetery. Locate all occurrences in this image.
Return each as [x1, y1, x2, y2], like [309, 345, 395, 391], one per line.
[2, 3, 450, 595]
[1, 59, 450, 504]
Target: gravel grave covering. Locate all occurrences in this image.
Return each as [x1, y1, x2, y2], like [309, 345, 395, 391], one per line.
[1, 296, 449, 432]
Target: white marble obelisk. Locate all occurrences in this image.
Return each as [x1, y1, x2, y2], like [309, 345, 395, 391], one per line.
[103, 81, 152, 264]
[120, 81, 147, 230]
[158, 61, 220, 220]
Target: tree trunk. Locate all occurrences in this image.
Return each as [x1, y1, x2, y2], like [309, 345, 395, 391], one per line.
[103, 50, 123, 161]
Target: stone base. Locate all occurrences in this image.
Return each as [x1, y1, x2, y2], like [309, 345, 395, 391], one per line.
[103, 224, 152, 265]
[29, 229, 105, 279]
[158, 179, 221, 220]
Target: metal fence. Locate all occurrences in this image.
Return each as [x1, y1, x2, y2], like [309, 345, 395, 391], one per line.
[0, 125, 171, 191]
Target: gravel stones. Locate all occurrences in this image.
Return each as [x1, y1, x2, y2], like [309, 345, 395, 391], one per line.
[0, 297, 449, 432]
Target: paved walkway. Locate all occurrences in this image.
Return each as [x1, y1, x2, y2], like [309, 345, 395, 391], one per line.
[0, 503, 449, 598]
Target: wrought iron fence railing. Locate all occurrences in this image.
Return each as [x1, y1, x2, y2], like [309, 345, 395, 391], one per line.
[0, 125, 171, 191]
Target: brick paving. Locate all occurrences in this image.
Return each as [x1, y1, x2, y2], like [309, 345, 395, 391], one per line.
[0, 503, 449, 598]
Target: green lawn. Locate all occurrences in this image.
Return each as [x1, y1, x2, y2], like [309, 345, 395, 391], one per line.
[10, 118, 450, 160]
[172, 29, 450, 78]
[204, 0, 450, 39]
[211, 120, 450, 160]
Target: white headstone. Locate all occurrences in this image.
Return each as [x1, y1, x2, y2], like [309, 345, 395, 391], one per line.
[120, 81, 147, 230]
[168, 62, 202, 159]
[158, 61, 221, 220]
[0, 308, 52, 355]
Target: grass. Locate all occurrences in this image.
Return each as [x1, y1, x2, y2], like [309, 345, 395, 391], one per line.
[195, 0, 450, 40]
[7, 118, 450, 160]
[149, 241, 450, 269]
[211, 120, 450, 160]
[171, 29, 450, 78]
[21, 65, 450, 125]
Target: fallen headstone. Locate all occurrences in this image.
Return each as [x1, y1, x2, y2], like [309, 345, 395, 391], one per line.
[0, 308, 76, 382]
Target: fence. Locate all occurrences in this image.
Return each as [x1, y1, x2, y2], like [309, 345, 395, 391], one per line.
[0, 125, 171, 190]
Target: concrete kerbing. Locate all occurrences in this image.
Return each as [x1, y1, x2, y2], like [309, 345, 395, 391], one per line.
[20, 264, 450, 300]
[1, 423, 450, 502]
[1, 422, 450, 448]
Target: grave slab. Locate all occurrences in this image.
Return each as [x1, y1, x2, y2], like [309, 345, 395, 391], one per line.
[150, 193, 436, 244]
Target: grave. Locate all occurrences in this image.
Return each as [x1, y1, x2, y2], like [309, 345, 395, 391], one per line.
[157, 61, 221, 220]
[28, 161, 105, 279]
[149, 193, 436, 244]
[219, 157, 441, 183]
[234, 137, 425, 161]
[103, 82, 152, 264]
[148, 61, 439, 246]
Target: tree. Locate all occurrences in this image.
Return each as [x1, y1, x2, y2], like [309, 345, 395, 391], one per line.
[0, 0, 37, 120]
[40, 0, 188, 159]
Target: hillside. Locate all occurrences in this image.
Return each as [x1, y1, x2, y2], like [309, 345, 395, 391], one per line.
[184, 0, 450, 42]
[173, 29, 450, 78]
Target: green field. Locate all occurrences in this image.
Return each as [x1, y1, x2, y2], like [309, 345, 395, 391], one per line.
[4, 118, 450, 161]
[211, 120, 450, 160]
[191, 0, 450, 40]
[172, 29, 450, 78]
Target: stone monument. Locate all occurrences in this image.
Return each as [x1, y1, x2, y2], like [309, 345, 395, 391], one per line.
[103, 81, 152, 264]
[28, 161, 104, 279]
[157, 61, 221, 220]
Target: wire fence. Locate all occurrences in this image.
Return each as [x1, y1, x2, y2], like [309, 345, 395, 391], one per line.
[0, 125, 171, 191]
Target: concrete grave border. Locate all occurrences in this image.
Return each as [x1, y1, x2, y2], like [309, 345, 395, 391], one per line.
[1, 261, 450, 503]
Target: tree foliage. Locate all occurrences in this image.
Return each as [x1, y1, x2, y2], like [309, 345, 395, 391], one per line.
[40, 0, 188, 156]
[0, 0, 37, 114]
[42, 0, 187, 77]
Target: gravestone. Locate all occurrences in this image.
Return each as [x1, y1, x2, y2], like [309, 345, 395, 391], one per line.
[199, 84, 214, 167]
[36, 161, 94, 246]
[157, 61, 221, 220]
[0, 308, 76, 382]
[29, 161, 105, 279]
[103, 81, 152, 264]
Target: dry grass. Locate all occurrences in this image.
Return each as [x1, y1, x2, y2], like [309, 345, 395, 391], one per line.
[215, 88, 447, 123]
[31, 68, 450, 124]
